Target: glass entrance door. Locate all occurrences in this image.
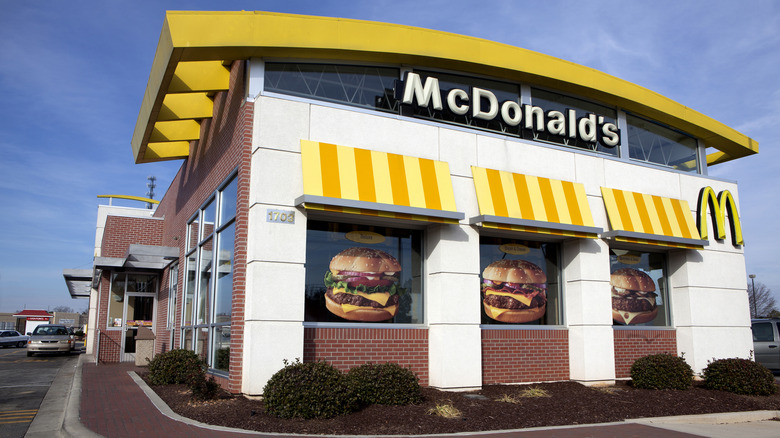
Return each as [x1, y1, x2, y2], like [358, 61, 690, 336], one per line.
[122, 294, 154, 362]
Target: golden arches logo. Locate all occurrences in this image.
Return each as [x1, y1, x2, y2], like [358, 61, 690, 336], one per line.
[697, 187, 743, 246]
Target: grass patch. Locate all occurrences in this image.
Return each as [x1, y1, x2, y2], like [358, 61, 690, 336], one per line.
[427, 401, 462, 418]
[495, 393, 521, 404]
[519, 387, 550, 398]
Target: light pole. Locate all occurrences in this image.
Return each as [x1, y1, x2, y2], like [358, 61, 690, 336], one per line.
[749, 274, 757, 318]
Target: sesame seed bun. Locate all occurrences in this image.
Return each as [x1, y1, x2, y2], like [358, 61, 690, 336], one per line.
[610, 268, 656, 292]
[329, 247, 401, 273]
[482, 259, 547, 284]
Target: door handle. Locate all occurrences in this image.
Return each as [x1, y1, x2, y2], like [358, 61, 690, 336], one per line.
[769, 345, 778, 348]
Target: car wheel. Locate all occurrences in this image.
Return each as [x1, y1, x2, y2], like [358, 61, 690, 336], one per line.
[26, 351, 33, 357]
[17, 341, 25, 348]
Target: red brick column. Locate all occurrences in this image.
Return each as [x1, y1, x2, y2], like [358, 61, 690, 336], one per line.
[613, 329, 677, 378]
[303, 327, 429, 386]
[481, 329, 569, 384]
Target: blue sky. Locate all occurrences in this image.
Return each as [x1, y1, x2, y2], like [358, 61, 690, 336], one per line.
[1, 1, 778, 313]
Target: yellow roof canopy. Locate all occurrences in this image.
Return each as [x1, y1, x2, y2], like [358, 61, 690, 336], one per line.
[132, 10, 757, 164]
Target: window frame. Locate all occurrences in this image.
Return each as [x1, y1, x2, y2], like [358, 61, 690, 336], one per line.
[180, 171, 238, 374]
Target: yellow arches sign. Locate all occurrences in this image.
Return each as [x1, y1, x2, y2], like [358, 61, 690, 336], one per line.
[697, 187, 743, 246]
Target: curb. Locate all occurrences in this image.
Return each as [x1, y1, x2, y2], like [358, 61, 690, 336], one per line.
[628, 410, 780, 425]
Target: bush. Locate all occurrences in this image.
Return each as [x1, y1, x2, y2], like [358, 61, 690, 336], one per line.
[630, 353, 693, 390]
[189, 373, 222, 401]
[263, 359, 359, 419]
[703, 358, 777, 396]
[346, 362, 422, 406]
[147, 349, 206, 386]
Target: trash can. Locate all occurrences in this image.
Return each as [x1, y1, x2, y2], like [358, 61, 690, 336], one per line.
[135, 326, 156, 366]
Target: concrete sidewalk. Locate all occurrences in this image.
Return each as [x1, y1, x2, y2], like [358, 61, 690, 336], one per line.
[26, 353, 780, 438]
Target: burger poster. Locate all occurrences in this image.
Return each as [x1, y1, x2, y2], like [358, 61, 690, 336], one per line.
[479, 238, 560, 325]
[305, 221, 423, 324]
[323, 247, 404, 322]
[609, 251, 666, 326]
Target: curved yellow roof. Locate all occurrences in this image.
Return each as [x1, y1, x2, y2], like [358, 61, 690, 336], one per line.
[132, 10, 757, 165]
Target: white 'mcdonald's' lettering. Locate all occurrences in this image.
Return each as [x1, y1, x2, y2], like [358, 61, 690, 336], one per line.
[397, 72, 621, 148]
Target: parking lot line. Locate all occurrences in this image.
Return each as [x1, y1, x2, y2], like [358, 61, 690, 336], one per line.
[0, 409, 37, 425]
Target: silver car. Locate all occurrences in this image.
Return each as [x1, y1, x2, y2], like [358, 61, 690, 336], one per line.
[0, 330, 29, 348]
[751, 318, 780, 370]
[26, 324, 75, 357]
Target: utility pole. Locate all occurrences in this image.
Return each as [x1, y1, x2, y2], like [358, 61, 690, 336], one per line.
[146, 176, 157, 209]
[749, 274, 757, 318]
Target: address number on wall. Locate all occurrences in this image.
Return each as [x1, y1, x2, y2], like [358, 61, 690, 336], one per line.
[267, 209, 295, 224]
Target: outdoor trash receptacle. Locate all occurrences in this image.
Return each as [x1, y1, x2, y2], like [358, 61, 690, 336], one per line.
[135, 326, 156, 366]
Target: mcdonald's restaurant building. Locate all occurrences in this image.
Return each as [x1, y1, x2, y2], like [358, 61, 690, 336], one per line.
[65, 11, 757, 394]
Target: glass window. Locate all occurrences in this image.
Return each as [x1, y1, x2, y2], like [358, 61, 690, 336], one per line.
[167, 263, 179, 328]
[219, 176, 237, 227]
[479, 237, 562, 325]
[530, 88, 619, 156]
[214, 223, 234, 324]
[187, 217, 199, 252]
[305, 221, 423, 324]
[202, 200, 216, 240]
[182, 328, 193, 350]
[626, 114, 698, 172]
[752, 322, 775, 342]
[610, 249, 669, 326]
[197, 240, 213, 325]
[108, 273, 126, 328]
[180, 172, 237, 372]
[212, 325, 230, 372]
[264, 63, 400, 113]
[184, 253, 196, 325]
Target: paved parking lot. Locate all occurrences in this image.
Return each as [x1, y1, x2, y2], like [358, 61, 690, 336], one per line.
[0, 345, 80, 437]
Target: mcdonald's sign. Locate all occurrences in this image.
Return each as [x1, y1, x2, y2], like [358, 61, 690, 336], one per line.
[697, 187, 743, 246]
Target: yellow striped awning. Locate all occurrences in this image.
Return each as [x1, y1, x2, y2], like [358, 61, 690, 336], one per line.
[600, 187, 707, 249]
[470, 166, 602, 238]
[296, 140, 464, 223]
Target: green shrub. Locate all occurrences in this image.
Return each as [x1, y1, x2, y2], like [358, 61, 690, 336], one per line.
[630, 353, 693, 390]
[346, 362, 422, 406]
[263, 359, 359, 419]
[147, 349, 206, 386]
[703, 358, 777, 396]
[189, 373, 222, 401]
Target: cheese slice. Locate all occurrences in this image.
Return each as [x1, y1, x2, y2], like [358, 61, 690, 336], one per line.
[485, 289, 533, 306]
[487, 306, 510, 319]
[342, 304, 398, 314]
[332, 287, 392, 306]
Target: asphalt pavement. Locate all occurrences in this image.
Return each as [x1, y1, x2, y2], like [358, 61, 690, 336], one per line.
[23, 353, 780, 438]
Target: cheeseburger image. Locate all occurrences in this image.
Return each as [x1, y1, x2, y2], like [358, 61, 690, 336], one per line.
[611, 267, 658, 325]
[482, 259, 547, 323]
[324, 247, 402, 322]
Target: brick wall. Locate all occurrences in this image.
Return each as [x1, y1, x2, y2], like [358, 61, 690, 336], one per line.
[613, 329, 677, 378]
[151, 60, 251, 393]
[481, 329, 569, 384]
[304, 327, 429, 386]
[94, 217, 164, 362]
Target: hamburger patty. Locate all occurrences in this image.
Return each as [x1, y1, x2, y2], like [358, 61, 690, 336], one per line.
[326, 289, 400, 308]
[483, 293, 546, 310]
[612, 295, 657, 312]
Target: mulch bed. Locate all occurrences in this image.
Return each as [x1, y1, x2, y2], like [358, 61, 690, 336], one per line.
[145, 377, 780, 435]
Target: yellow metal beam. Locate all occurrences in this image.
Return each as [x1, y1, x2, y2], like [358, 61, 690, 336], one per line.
[131, 11, 758, 164]
[149, 120, 201, 142]
[97, 195, 160, 205]
[168, 61, 230, 93]
[159, 93, 214, 120]
[145, 141, 190, 160]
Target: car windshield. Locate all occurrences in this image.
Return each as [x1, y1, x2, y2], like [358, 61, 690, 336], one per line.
[32, 326, 68, 336]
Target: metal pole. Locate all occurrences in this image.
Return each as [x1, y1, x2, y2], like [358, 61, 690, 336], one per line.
[749, 274, 757, 318]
